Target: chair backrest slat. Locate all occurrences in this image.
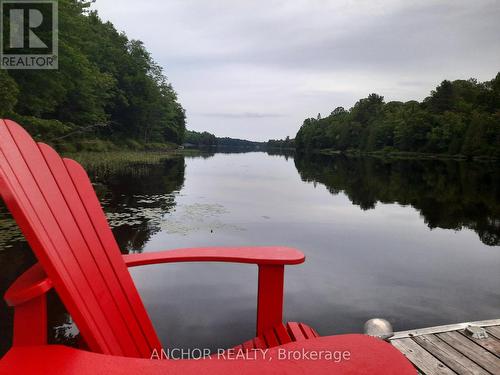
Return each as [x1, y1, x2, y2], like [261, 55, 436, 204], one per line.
[63, 157, 160, 351]
[0, 120, 161, 358]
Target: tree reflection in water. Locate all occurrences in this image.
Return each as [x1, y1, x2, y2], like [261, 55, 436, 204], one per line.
[294, 154, 499, 246]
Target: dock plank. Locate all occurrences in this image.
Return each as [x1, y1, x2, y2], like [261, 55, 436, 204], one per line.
[391, 338, 455, 375]
[485, 326, 500, 340]
[413, 334, 489, 375]
[459, 329, 500, 357]
[437, 331, 500, 374]
[391, 320, 500, 340]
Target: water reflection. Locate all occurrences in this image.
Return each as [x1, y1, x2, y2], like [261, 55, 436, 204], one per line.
[267, 148, 295, 160]
[91, 157, 186, 252]
[295, 154, 500, 246]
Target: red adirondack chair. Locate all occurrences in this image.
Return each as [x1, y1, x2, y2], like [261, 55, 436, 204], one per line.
[0, 119, 415, 374]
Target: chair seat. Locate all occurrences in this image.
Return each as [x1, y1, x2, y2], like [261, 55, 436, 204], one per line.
[0, 334, 417, 374]
[233, 322, 319, 351]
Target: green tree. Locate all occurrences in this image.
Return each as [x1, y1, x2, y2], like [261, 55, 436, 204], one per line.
[295, 73, 499, 158]
[3, 0, 186, 148]
[0, 71, 19, 117]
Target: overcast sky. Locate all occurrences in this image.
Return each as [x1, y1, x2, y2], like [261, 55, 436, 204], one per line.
[91, 0, 500, 141]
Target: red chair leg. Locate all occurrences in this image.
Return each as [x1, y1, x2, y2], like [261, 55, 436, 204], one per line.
[256, 265, 284, 336]
[12, 295, 47, 346]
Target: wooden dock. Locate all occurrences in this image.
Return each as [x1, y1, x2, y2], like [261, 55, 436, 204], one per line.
[390, 318, 500, 375]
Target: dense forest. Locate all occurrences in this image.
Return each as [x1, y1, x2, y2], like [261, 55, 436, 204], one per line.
[295, 74, 500, 158]
[0, 0, 185, 151]
[184, 130, 264, 148]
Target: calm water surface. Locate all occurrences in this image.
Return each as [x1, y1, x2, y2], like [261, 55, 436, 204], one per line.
[0, 151, 499, 355]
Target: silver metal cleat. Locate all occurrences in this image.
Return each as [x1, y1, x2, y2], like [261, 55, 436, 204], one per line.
[464, 325, 488, 339]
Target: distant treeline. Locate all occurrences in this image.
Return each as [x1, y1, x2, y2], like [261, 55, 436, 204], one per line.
[0, 0, 185, 152]
[267, 136, 295, 149]
[295, 73, 500, 158]
[184, 130, 264, 148]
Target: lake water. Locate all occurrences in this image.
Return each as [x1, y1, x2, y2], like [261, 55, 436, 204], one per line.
[0, 151, 499, 355]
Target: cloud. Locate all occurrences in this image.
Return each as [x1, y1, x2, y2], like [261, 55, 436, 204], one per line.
[91, 0, 500, 140]
[199, 112, 285, 119]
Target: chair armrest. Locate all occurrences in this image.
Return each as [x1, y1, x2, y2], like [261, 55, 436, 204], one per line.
[4, 263, 52, 346]
[4, 263, 52, 306]
[123, 246, 305, 336]
[123, 246, 305, 267]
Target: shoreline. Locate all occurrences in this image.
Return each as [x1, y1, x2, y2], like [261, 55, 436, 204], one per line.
[314, 148, 499, 162]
